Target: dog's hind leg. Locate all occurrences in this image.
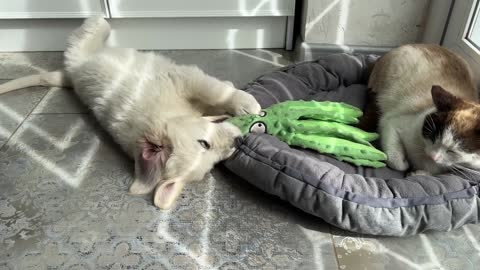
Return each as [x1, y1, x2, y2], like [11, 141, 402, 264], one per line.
[64, 16, 111, 72]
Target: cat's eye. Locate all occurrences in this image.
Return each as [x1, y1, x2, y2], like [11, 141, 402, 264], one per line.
[198, 139, 211, 150]
[447, 149, 455, 154]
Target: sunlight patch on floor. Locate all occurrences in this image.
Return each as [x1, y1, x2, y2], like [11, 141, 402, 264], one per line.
[231, 50, 285, 67]
[198, 175, 215, 267]
[0, 104, 100, 187]
[0, 103, 83, 151]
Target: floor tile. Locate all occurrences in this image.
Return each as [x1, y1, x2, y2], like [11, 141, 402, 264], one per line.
[0, 49, 293, 84]
[0, 79, 48, 147]
[0, 103, 338, 269]
[159, 49, 293, 87]
[0, 52, 63, 79]
[331, 225, 480, 270]
[210, 168, 339, 270]
[32, 87, 88, 114]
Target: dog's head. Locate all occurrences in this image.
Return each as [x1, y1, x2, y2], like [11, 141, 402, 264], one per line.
[129, 115, 241, 209]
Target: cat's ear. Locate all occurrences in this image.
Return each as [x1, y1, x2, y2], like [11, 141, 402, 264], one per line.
[431, 85, 464, 111]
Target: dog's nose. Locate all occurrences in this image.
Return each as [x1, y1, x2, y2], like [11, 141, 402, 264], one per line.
[233, 136, 243, 148]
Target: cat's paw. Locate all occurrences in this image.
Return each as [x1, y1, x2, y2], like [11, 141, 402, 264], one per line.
[228, 91, 261, 116]
[386, 151, 409, 171]
[408, 170, 431, 177]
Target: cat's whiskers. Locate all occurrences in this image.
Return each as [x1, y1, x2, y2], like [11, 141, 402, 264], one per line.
[451, 166, 470, 180]
[451, 165, 480, 183]
[423, 127, 433, 134]
[425, 115, 435, 132]
[429, 116, 437, 131]
[455, 164, 480, 175]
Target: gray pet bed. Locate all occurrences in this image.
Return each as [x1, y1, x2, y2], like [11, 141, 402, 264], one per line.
[223, 53, 480, 236]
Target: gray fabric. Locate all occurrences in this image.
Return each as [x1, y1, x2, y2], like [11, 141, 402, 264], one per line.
[223, 53, 480, 236]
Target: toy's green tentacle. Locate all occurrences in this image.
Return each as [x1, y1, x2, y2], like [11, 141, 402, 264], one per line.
[228, 100, 387, 168]
[334, 155, 385, 168]
[283, 133, 387, 161]
[270, 100, 363, 124]
[286, 120, 378, 145]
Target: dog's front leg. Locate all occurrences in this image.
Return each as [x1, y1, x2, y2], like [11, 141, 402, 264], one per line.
[182, 66, 261, 116]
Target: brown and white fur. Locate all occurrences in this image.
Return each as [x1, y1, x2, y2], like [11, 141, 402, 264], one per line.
[0, 17, 261, 208]
[369, 44, 479, 175]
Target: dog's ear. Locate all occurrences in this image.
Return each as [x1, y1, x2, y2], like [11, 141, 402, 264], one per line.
[153, 177, 185, 209]
[203, 115, 231, 123]
[129, 138, 171, 195]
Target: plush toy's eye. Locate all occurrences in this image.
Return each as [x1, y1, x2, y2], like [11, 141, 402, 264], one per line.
[249, 122, 267, 133]
[259, 111, 267, 117]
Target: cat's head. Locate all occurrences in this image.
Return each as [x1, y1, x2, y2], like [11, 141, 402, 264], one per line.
[421, 85, 480, 169]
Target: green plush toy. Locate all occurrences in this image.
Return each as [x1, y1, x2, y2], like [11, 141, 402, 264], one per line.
[228, 100, 387, 168]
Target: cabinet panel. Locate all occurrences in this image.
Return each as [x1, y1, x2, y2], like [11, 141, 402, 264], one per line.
[0, 17, 287, 51]
[0, 0, 107, 19]
[107, 17, 287, 49]
[108, 0, 295, 18]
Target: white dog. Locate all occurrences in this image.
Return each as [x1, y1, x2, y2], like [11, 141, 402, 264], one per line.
[0, 17, 261, 209]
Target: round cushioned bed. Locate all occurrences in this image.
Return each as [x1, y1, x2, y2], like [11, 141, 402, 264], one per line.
[223, 53, 480, 236]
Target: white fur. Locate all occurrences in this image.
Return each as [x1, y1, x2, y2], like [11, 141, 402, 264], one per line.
[423, 128, 480, 171]
[0, 17, 261, 209]
[382, 108, 447, 174]
[383, 107, 480, 175]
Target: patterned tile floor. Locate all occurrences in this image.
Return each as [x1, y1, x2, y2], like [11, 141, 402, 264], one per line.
[0, 50, 479, 270]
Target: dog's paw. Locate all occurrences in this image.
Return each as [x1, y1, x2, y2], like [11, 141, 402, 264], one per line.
[228, 91, 261, 116]
[223, 80, 235, 87]
[408, 170, 431, 177]
[386, 151, 409, 171]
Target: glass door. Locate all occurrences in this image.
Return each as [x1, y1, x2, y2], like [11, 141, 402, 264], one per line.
[443, 0, 480, 73]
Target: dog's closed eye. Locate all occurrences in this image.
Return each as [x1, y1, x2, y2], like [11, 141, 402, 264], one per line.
[197, 139, 211, 150]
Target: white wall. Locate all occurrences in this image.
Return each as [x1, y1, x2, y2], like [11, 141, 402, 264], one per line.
[301, 0, 431, 47]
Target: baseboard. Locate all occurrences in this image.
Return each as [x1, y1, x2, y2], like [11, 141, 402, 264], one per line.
[295, 40, 394, 61]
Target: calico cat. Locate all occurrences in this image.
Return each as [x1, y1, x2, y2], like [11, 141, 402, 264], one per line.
[368, 44, 479, 175]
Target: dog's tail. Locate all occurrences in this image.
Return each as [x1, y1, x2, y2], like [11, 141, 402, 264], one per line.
[64, 16, 111, 72]
[0, 70, 71, 95]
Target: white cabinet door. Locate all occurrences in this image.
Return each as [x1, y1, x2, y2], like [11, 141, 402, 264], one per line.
[108, 0, 295, 18]
[0, 0, 295, 51]
[107, 17, 287, 50]
[0, 0, 108, 19]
